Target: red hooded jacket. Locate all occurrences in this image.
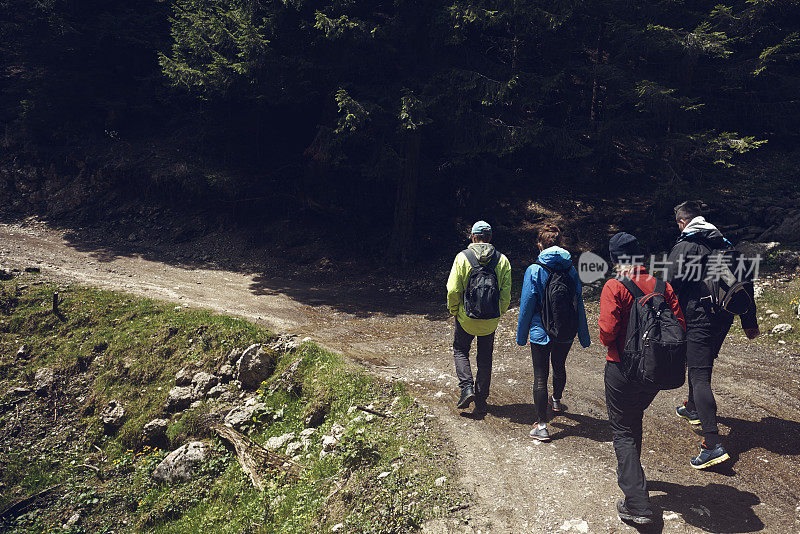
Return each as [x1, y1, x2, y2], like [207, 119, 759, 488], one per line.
[599, 266, 686, 362]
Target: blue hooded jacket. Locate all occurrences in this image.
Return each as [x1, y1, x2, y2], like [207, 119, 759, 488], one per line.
[516, 246, 591, 347]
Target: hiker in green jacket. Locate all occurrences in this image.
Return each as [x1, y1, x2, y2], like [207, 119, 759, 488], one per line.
[446, 221, 512, 414]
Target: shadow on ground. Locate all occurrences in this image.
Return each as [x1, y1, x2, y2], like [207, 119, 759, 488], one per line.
[649, 480, 763, 533]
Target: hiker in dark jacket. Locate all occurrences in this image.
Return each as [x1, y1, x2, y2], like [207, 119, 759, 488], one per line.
[599, 232, 685, 526]
[516, 224, 590, 442]
[667, 201, 759, 469]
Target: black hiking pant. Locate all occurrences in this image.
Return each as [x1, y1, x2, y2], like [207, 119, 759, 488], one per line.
[530, 341, 572, 423]
[605, 361, 659, 518]
[453, 319, 494, 401]
[685, 318, 732, 444]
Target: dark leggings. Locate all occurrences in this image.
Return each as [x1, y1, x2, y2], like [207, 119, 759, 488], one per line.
[530, 341, 573, 423]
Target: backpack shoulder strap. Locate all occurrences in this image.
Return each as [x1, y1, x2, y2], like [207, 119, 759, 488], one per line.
[617, 276, 645, 300]
[462, 249, 480, 270]
[654, 278, 666, 296]
[487, 250, 500, 270]
[534, 261, 553, 274]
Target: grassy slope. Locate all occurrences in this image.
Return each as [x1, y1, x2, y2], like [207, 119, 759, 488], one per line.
[0, 277, 466, 533]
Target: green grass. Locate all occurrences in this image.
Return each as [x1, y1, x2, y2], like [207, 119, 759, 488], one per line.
[750, 276, 800, 349]
[0, 276, 464, 533]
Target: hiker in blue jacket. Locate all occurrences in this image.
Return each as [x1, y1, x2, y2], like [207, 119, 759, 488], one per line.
[516, 224, 590, 442]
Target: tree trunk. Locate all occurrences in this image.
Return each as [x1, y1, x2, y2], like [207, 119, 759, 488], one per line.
[387, 129, 421, 264]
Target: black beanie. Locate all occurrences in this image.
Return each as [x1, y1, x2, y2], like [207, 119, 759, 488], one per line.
[609, 232, 643, 263]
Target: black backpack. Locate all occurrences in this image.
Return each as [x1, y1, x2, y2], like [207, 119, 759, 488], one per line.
[695, 239, 754, 317]
[462, 249, 501, 319]
[535, 261, 579, 343]
[618, 277, 686, 390]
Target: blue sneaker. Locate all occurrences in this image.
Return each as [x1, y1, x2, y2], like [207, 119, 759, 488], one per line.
[676, 403, 700, 425]
[691, 441, 730, 469]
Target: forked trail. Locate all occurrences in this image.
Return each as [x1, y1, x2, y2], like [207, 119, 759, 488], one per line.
[1, 222, 798, 533]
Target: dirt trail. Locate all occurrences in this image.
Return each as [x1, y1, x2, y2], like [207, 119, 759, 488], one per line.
[2, 221, 799, 533]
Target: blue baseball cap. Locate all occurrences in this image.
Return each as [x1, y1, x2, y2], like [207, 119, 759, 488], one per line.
[471, 220, 492, 235]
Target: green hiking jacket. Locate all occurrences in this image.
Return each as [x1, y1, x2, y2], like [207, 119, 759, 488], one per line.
[446, 243, 512, 336]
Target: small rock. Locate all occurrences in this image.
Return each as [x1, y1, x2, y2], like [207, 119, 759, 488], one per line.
[64, 512, 81, 528]
[33, 367, 54, 396]
[330, 422, 346, 439]
[559, 519, 589, 532]
[165, 386, 195, 412]
[100, 400, 125, 432]
[142, 419, 169, 449]
[772, 324, 793, 335]
[265, 432, 295, 451]
[189, 400, 202, 409]
[174, 368, 193, 386]
[299, 428, 315, 448]
[377, 471, 390, 479]
[235, 344, 277, 390]
[285, 441, 302, 456]
[331, 523, 344, 532]
[224, 402, 267, 430]
[227, 348, 243, 364]
[16, 345, 29, 360]
[219, 364, 233, 382]
[191, 371, 219, 397]
[770, 313, 780, 319]
[435, 476, 447, 486]
[206, 384, 226, 398]
[152, 441, 210, 484]
[321, 434, 338, 451]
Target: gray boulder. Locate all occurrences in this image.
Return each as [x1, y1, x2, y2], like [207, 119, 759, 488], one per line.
[191, 371, 219, 397]
[142, 418, 170, 449]
[34, 367, 54, 396]
[235, 344, 277, 390]
[223, 399, 267, 430]
[174, 367, 193, 386]
[165, 386, 195, 412]
[152, 441, 209, 484]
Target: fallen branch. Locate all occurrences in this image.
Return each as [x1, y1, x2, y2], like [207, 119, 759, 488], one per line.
[210, 424, 301, 490]
[0, 485, 61, 519]
[356, 405, 389, 418]
[78, 463, 100, 473]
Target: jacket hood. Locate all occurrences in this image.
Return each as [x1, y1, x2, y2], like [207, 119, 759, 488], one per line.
[536, 246, 573, 270]
[467, 242, 496, 263]
[679, 216, 729, 247]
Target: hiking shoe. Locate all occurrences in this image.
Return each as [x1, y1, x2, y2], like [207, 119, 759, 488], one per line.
[457, 387, 475, 409]
[616, 499, 653, 525]
[549, 396, 563, 413]
[676, 403, 700, 425]
[473, 398, 489, 414]
[691, 442, 730, 469]
[529, 425, 551, 442]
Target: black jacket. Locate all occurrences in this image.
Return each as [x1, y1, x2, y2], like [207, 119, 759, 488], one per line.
[666, 227, 758, 330]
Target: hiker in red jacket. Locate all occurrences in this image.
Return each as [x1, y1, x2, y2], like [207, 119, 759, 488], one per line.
[599, 232, 685, 526]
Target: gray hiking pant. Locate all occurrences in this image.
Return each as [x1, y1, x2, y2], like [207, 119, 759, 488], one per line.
[453, 319, 494, 401]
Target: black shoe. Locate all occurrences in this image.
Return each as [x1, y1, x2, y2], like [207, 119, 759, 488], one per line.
[676, 403, 700, 425]
[617, 499, 653, 525]
[457, 387, 475, 409]
[473, 398, 488, 414]
[691, 441, 730, 469]
[549, 395, 563, 413]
